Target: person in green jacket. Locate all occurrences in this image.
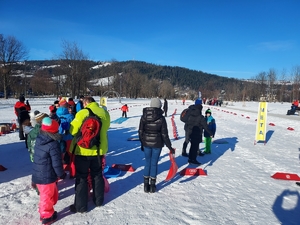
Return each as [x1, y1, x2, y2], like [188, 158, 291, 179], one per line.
[69, 96, 110, 213]
[27, 112, 49, 162]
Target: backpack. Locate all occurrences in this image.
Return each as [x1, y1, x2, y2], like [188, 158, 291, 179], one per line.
[180, 108, 190, 123]
[76, 108, 102, 149]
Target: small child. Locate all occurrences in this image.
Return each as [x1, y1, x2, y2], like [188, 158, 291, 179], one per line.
[28, 112, 49, 162]
[203, 109, 216, 154]
[121, 104, 129, 118]
[49, 105, 59, 123]
[32, 117, 66, 224]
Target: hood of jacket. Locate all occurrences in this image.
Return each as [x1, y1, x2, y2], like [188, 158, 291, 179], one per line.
[142, 107, 163, 122]
[56, 107, 69, 117]
[38, 130, 62, 145]
[188, 104, 202, 116]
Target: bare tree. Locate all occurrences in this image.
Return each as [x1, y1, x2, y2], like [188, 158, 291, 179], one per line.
[31, 69, 56, 96]
[58, 40, 90, 98]
[290, 65, 300, 101]
[267, 68, 277, 101]
[255, 72, 267, 100]
[0, 34, 28, 98]
[159, 80, 175, 98]
[279, 68, 288, 102]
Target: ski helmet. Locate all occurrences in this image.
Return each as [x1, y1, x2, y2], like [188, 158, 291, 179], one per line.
[205, 109, 212, 115]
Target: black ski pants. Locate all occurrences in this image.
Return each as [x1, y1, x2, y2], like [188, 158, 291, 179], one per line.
[189, 138, 201, 161]
[74, 155, 104, 212]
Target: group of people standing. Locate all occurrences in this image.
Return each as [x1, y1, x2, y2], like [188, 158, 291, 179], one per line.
[181, 99, 216, 165]
[14, 96, 216, 223]
[14, 95, 110, 224]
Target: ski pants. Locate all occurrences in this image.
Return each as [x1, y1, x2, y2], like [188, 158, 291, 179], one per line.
[143, 147, 162, 178]
[204, 137, 212, 153]
[74, 155, 104, 212]
[37, 182, 58, 219]
[17, 118, 25, 139]
[189, 138, 201, 161]
[122, 111, 127, 118]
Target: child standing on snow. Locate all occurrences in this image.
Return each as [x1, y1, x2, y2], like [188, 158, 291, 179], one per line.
[203, 109, 216, 154]
[121, 104, 129, 118]
[27, 111, 48, 195]
[32, 117, 66, 224]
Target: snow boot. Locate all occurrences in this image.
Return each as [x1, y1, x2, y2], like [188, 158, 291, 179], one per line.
[197, 150, 205, 156]
[144, 176, 150, 193]
[149, 178, 156, 193]
[41, 211, 57, 224]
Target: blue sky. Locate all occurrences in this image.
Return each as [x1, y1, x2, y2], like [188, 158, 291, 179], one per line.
[1, 0, 299, 79]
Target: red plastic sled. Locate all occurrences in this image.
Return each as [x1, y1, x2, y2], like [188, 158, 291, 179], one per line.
[271, 172, 300, 181]
[112, 164, 135, 172]
[180, 168, 207, 176]
[165, 152, 178, 181]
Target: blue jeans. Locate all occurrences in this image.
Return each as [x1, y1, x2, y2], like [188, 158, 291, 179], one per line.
[143, 147, 162, 178]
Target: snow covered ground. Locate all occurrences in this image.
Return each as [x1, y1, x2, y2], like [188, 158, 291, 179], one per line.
[0, 97, 299, 225]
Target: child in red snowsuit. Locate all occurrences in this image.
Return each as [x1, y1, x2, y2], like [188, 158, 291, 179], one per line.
[121, 104, 129, 118]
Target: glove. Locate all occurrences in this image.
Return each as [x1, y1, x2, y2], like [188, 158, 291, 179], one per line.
[169, 148, 175, 154]
[60, 172, 67, 180]
[141, 146, 144, 151]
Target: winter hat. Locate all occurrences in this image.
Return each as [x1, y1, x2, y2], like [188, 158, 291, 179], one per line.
[205, 109, 212, 115]
[49, 105, 56, 113]
[19, 95, 25, 102]
[79, 95, 84, 99]
[150, 98, 162, 108]
[41, 117, 59, 133]
[195, 99, 202, 105]
[35, 112, 48, 123]
[59, 98, 68, 107]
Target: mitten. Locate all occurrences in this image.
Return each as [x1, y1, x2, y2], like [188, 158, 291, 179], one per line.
[60, 172, 67, 180]
[169, 148, 175, 154]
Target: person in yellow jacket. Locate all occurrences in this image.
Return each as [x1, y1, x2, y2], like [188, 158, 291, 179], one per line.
[68, 96, 110, 213]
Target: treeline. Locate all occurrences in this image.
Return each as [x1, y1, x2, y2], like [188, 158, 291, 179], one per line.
[1, 35, 299, 102]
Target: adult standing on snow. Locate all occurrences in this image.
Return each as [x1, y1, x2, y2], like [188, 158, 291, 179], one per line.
[14, 95, 31, 141]
[163, 98, 168, 117]
[69, 96, 110, 213]
[138, 98, 175, 193]
[184, 99, 213, 165]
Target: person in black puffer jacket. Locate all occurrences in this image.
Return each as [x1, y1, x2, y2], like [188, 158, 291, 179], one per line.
[32, 117, 66, 225]
[184, 99, 213, 165]
[138, 98, 175, 193]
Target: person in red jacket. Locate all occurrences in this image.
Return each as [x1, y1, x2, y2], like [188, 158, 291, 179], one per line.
[121, 104, 129, 118]
[14, 95, 31, 140]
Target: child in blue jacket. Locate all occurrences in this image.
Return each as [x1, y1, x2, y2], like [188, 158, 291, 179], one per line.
[203, 109, 216, 154]
[32, 117, 66, 224]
